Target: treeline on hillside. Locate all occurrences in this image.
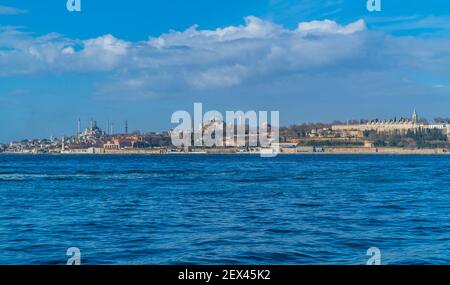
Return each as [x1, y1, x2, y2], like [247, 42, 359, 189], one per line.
[363, 129, 449, 148]
[280, 122, 336, 138]
[298, 140, 364, 147]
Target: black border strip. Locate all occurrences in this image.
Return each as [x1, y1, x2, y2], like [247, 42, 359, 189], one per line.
[0, 265, 448, 282]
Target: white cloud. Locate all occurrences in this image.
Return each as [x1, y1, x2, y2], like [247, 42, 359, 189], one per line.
[297, 19, 366, 35]
[367, 15, 450, 35]
[83, 34, 128, 55]
[190, 64, 248, 89]
[0, 17, 450, 102]
[149, 16, 281, 48]
[0, 6, 27, 15]
[62, 46, 75, 55]
[0, 30, 130, 74]
[79, 34, 129, 69]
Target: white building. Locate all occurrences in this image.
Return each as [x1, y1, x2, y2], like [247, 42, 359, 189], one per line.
[332, 110, 448, 136]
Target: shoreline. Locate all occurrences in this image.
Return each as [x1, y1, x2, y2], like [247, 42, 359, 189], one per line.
[1, 148, 449, 156]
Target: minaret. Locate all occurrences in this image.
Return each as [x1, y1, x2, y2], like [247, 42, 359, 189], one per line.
[125, 120, 128, 135]
[61, 136, 65, 153]
[77, 119, 81, 136]
[412, 109, 418, 124]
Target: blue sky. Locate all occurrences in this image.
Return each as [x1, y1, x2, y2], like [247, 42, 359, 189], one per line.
[1, 0, 450, 141]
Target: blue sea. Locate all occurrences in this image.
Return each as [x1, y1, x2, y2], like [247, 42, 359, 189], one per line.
[0, 154, 449, 265]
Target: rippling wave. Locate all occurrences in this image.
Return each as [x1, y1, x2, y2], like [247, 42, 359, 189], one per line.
[0, 154, 449, 265]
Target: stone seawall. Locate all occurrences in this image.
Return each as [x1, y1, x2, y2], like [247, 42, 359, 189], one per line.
[325, 147, 448, 154]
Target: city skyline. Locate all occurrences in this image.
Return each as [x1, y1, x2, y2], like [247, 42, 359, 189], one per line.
[1, 1, 450, 141]
[3, 107, 449, 155]
[3, 108, 450, 144]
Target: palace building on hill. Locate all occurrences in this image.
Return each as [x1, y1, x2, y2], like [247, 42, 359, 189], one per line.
[332, 110, 450, 137]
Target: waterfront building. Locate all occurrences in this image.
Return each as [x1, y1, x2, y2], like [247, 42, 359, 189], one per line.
[332, 110, 448, 137]
[104, 139, 121, 150]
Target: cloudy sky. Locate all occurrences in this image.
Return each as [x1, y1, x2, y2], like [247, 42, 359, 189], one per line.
[1, 0, 450, 141]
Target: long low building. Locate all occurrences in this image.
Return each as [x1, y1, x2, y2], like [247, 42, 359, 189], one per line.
[332, 110, 449, 136]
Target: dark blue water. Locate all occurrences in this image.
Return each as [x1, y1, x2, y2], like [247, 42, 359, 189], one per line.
[0, 154, 449, 265]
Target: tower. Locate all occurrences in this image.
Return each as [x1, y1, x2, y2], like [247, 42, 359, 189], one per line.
[125, 120, 128, 135]
[77, 119, 81, 136]
[412, 109, 418, 124]
[61, 136, 65, 153]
